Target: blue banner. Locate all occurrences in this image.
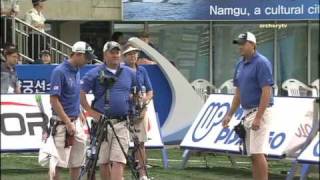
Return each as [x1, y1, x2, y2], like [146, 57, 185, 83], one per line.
[15, 64, 172, 127]
[123, 0, 319, 21]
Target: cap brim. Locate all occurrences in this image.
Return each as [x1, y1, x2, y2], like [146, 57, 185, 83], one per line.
[107, 47, 121, 52]
[112, 47, 121, 51]
[123, 48, 140, 55]
[233, 39, 246, 45]
[85, 52, 97, 61]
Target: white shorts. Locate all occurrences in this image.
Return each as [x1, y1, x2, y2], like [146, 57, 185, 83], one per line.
[243, 107, 273, 156]
[53, 117, 86, 168]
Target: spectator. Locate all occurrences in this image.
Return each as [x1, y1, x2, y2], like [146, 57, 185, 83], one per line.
[34, 49, 51, 64]
[1, 43, 16, 62]
[25, 0, 46, 32]
[1, 45, 21, 93]
[1, 0, 19, 17]
[111, 31, 128, 64]
[138, 32, 156, 65]
[25, 0, 47, 60]
[111, 31, 126, 46]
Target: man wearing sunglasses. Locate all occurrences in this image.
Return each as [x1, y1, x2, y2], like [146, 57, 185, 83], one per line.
[49, 41, 96, 180]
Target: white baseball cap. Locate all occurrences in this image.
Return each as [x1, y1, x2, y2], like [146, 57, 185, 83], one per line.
[123, 46, 140, 55]
[103, 41, 121, 52]
[72, 41, 97, 60]
[233, 32, 256, 44]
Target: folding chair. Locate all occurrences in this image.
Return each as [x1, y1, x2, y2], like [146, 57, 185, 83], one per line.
[217, 79, 236, 94]
[191, 79, 216, 102]
[282, 79, 315, 97]
[310, 79, 319, 97]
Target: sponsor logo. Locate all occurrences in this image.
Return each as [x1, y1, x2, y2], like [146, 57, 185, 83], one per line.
[313, 141, 320, 157]
[192, 102, 230, 142]
[53, 85, 59, 90]
[1, 112, 48, 136]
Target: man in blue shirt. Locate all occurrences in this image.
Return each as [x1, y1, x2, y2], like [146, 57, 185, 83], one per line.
[123, 45, 153, 180]
[49, 41, 96, 180]
[222, 32, 274, 180]
[80, 41, 136, 180]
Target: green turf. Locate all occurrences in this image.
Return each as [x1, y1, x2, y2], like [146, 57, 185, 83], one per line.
[1, 148, 319, 180]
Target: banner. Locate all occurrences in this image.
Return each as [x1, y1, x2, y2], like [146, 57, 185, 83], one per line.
[123, 0, 320, 21]
[297, 132, 320, 164]
[15, 64, 172, 130]
[0, 94, 163, 152]
[180, 94, 316, 158]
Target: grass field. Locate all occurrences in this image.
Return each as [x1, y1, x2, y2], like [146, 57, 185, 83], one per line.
[1, 147, 319, 180]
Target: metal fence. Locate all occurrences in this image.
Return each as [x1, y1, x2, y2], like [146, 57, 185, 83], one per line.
[2, 16, 72, 63]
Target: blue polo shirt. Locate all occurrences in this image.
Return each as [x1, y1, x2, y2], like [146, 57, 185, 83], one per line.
[233, 51, 274, 109]
[50, 60, 80, 117]
[126, 64, 153, 92]
[81, 64, 136, 116]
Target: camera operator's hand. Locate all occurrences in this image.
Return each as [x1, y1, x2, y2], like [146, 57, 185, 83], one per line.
[222, 114, 232, 128]
[66, 121, 76, 136]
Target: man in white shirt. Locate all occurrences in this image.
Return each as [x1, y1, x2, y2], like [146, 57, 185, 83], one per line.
[25, 0, 47, 60]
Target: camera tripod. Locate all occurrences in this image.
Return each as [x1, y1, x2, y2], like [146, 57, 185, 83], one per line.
[128, 120, 150, 179]
[78, 116, 140, 180]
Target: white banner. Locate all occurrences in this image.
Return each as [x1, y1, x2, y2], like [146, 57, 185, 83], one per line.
[297, 132, 320, 164]
[0, 94, 163, 152]
[180, 94, 316, 158]
[1, 94, 52, 151]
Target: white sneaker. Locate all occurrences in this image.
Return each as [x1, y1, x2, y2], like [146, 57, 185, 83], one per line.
[139, 176, 150, 180]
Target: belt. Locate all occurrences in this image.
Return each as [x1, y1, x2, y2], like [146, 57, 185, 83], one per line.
[108, 115, 127, 121]
[104, 115, 128, 125]
[241, 108, 258, 121]
[52, 115, 78, 125]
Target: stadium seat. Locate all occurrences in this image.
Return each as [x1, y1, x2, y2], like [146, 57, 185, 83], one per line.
[217, 79, 235, 94]
[191, 79, 216, 102]
[282, 79, 316, 97]
[311, 79, 319, 97]
[273, 84, 279, 96]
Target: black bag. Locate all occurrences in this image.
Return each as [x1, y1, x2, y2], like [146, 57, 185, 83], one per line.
[234, 121, 246, 139]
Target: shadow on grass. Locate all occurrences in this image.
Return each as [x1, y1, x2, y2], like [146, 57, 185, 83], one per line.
[0, 165, 306, 180]
[1, 168, 50, 175]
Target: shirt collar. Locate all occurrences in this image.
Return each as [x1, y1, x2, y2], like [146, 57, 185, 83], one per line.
[242, 51, 258, 64]
[63, 60, 78, 73]
[2, 62, 15, 72]
[31, 8, 41, 15]
[124, 63, 139, 70]
[103, 63, 123, 74]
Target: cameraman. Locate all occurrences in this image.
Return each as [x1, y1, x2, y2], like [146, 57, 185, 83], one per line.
[80, 41, 136, 180]
[123, 46, 153, 180]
